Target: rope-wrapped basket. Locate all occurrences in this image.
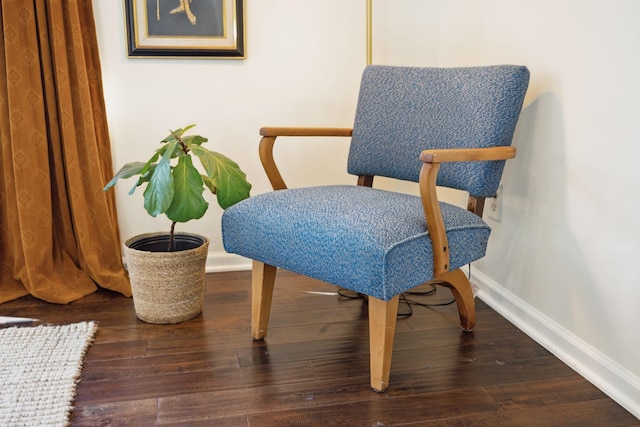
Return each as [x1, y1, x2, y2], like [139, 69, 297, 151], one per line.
[124, 232, 209, 324]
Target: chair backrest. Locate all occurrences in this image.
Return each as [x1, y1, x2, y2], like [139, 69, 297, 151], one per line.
[347, 65, 530, 197]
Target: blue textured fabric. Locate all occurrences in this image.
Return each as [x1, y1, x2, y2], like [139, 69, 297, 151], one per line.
[222, 186, 490, 301]
[348, 65, 530, 197]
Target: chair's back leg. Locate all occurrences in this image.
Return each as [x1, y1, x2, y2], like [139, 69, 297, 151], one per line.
[368, 295, 400, 392]
[357, 175, 374, 187]
[251, 260, 277, 340]
[467, 195, 486, 218]
[437, 268, 476, 331]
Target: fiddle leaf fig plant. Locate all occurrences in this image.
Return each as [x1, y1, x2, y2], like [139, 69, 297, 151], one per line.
[103, 124, 251, 250]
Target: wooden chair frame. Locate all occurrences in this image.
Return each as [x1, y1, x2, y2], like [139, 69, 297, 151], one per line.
[251, 127, 515, 391]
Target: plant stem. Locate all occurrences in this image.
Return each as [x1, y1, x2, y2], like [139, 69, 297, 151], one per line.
[175, 132, 189, 155]
[168, 221, 177, 251]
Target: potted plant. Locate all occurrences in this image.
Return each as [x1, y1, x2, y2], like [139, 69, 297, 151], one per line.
[104, 124, 251, 324]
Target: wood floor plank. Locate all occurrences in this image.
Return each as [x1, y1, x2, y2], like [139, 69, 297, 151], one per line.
[82, 348, 240, 382]
[386, 355, 577, 397]
[157, 375, 387, 424]
[243, 387, 501, 427]
[85, 339, 148, 361]
[484, 376, 615, 410]
[308, 334, 551, 382]
[71, 398, 159, 426]
[75, 359, 317, 406]
[415, 398, 640, 427]
[237, 336, 369, 367]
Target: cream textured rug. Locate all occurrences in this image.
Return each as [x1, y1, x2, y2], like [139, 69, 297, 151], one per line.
[0, 321, 98, 427]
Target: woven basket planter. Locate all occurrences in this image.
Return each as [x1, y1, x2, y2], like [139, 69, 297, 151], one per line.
[124, 232, 209, 324]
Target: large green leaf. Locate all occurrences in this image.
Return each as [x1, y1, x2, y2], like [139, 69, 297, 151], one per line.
[165, 155, 208, 222]
[139, 143, 171, 176]
[103, 161, 147, 191]
[182, 135, 208, 148]
[143, 143, 175, 217]
[129, 164, 157, 195]
[191, 145, 251, 209]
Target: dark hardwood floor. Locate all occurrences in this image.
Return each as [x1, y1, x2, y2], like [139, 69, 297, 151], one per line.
[1, 270, 638, 426]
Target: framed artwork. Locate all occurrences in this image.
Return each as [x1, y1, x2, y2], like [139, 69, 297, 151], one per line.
[124, 0, 245, 59]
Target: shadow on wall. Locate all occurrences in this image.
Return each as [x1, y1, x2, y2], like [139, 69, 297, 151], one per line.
[477, 88, 608, 336]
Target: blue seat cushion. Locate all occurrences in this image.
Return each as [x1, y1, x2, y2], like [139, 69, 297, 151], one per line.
[222, 185, 490, 301]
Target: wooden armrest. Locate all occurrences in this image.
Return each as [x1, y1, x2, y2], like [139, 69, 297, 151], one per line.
[260, 127, 353, 137]
[420, 146, 516, 163]
[259, 127, 353, 190]
[418, 145, 515, 278]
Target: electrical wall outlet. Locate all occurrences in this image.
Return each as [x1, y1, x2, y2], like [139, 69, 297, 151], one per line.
[488, 183, 503, 222]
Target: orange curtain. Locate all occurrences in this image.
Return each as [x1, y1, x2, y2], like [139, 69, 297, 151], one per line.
[0, 0, 131, 303]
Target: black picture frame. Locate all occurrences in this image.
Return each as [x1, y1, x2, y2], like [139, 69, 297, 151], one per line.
[124, 0, 245, 59]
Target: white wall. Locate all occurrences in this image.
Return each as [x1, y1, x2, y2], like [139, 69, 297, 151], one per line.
[94, 0, 640, 418]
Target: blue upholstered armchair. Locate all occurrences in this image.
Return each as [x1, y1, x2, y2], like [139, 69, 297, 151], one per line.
[222, 65, 530, 391]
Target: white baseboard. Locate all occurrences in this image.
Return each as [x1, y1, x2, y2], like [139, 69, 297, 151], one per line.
[206, 252, 251, 273]
[471, 268, 640, 419]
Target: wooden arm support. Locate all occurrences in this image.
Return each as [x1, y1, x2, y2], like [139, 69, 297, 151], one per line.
[260, 127, 353, 137]
[419, 146, 516, 277]
[420, 146, 516, 163]
[258, 127, 353, 190]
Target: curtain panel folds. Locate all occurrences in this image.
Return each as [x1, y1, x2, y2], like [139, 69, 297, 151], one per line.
[0, 0, 131, 303]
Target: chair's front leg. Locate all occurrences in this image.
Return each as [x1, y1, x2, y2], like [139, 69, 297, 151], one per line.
[251, 260, 277, 340]
[368, 295, 400, 392]
[438, 268, 476, 331]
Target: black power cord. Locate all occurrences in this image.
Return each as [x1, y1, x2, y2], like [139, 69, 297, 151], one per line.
[337, 282, 455, 319]
[337, 266, 473, 319]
